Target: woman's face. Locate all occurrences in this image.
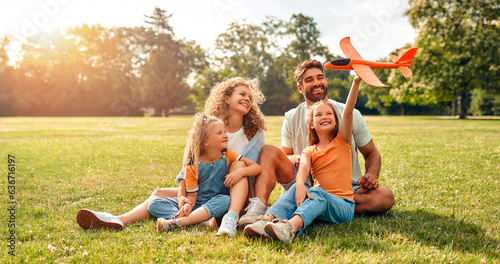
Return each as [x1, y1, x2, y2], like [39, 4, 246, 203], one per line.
[224, 85, 253, 116]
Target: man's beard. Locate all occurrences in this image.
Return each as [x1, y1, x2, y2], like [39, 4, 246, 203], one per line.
[304, 84, 328, 102]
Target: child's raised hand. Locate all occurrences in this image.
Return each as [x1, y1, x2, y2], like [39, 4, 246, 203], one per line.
[353, 74, 362, 83]
[295, 184, 313, 207]
[224, 171, 243, 187]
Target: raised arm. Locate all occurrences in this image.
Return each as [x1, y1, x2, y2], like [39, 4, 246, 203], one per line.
[340, 75, 362, 145]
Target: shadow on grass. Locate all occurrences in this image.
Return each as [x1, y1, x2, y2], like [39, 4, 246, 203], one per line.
[304, 209, 499, 259]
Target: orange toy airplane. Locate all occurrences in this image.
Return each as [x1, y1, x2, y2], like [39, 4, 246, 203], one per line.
[324, 37, 418, 87]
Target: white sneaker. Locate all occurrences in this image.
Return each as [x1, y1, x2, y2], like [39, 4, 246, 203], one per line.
[238, 198, 267, 229]
[76, 209, 124, 230]
[243, 215, 270, 239]
[217, 214, 238, 237]
[264, 218, 295, 243]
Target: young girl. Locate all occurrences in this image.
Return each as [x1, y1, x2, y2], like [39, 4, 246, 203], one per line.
[151, 114, 261, 235]
[243, 75, 362, 242]
[76, 77, 267, 235]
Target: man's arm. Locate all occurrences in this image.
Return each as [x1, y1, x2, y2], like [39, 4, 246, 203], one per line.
[357, 140, 381, 190]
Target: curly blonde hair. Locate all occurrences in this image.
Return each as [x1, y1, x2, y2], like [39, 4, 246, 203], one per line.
[203, 77, 267, 140]
[183, 114, 223, 175]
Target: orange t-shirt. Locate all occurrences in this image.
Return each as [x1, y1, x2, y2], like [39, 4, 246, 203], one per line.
[302, 135, 353, 201]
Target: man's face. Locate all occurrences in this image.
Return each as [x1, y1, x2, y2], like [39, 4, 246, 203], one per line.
[298, 68, 328, 103]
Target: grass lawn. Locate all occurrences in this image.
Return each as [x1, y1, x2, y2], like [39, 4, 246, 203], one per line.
[1, 116, 499, 263]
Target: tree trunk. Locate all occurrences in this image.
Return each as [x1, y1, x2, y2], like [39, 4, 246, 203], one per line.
[458, 91, 467, 119]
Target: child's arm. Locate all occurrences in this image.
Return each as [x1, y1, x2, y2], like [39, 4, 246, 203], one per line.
[176, 179, 192, 210]
[178, 165, 197, 217]
[340, 75, 362, 145]
[295, 153, 313, 207]
[223, 157, 262, 187]
[178, 191, 197, 217]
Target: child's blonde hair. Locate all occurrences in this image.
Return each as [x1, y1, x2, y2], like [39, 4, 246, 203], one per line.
[307, 101, 340, 146]
[182, 114, 223, 175]
[203, 77, 267, 140]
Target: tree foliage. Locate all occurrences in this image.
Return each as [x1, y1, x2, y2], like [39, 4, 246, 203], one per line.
[0, 7, 205, 116]
[192, 13, 351, 115]
[405, 0, 500, 118]
[1, 6, 498, 117]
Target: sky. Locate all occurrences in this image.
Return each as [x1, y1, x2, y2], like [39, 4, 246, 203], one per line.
[0, 0, 418, 61]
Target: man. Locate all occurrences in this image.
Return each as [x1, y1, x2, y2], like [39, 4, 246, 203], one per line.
[239, 59, 394, 228]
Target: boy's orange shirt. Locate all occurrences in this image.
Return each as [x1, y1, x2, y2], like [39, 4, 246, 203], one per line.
[302, 135, 354, 201]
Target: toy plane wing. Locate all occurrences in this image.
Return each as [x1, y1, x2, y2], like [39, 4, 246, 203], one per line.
[351, 64, 389, 87]
[340, 36, 363, 60]
[340, 36, 388, 87]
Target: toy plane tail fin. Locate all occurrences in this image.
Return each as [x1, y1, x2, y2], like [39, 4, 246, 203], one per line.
[390, 48, 417, 78]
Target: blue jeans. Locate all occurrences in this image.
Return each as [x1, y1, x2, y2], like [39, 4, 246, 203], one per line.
[148, 194, 230, 219]
[148, 153, 232, 219]
[267, 183, 355, 236]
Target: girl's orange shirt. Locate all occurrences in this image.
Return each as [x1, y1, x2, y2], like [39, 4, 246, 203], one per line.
[302, 135, 354, 201]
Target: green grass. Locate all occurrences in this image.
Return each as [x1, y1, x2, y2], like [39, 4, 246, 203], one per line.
[1, 116, 499, 263]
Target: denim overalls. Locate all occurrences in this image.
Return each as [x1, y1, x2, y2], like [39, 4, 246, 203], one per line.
[148, 151, 232, 219]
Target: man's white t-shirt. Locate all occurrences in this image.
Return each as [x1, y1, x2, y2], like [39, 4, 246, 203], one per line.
[227, 126, 250, 154]
[281, 99, 372, 183]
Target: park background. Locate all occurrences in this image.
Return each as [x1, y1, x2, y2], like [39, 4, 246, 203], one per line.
[0, 0, 498, 118]
[1, 0, 499, 263]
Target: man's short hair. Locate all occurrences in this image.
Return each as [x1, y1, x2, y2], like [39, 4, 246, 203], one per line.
[293, 60, 325, 85]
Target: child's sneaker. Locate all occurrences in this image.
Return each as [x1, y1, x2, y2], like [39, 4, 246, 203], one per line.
[238, 198, 267, 229]
[264, 218, 295, 243]
[217, 213, 238, 237]
[76, 209, 124, 230]
[243, 215, 270, 238]
[201, 217, 219, 230]
[156, 218, 180, 232]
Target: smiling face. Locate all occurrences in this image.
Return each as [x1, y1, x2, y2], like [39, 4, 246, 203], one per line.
[224, 85, 253, 116]
[204, 121, 228, 151]
[311, 102, 336, 133]
[298, 68, 328, 103]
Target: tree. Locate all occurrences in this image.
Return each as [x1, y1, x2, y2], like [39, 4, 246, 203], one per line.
[139, 7, 207, 116]
[0, 35, 23, 115]
[202, 13, 351, 115]
[208, 18, 294, 114]
[406, 0, 500, 118]
[283, 14, 351, 110]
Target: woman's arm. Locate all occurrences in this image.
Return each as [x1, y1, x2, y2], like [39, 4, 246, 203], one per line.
[340, 75, 362, 145]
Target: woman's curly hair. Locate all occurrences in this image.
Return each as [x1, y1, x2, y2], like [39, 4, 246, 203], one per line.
[203, 77, 267, 140]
